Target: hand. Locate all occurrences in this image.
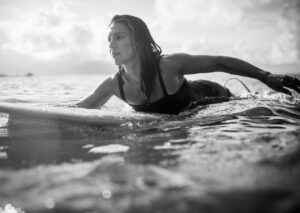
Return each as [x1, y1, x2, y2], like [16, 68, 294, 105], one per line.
[264, 74, 300, 96]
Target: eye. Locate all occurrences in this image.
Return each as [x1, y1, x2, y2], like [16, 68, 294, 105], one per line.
[116, 35, 124, 40]
[107, 34, 124, 43]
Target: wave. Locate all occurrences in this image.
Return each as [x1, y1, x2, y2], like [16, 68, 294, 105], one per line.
[0, 98, 34, 103]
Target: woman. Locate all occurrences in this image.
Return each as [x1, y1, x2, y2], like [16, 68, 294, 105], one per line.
[76, 14, 300, 114]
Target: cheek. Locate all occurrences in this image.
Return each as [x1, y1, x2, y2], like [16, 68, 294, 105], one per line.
[123, 39, 134, 49]
[123, 40, 136, 55]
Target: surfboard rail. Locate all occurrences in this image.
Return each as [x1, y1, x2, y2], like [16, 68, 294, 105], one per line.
[0, 102, 161, 126]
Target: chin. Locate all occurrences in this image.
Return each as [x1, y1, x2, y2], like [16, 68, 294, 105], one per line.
[114, 61, 122, 66]
[113, 59, 121, 65]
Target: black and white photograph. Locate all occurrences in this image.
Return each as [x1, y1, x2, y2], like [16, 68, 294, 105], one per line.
[0, 0, 300, 212]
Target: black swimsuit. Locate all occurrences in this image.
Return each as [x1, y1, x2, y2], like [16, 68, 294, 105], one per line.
[117, 68, 193, 115]
[117, 57, 231, 115]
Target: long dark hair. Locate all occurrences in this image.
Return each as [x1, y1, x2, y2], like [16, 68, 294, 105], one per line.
[110, 15, 162, 101]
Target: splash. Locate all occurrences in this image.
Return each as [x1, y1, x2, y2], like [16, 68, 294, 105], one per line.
[0, 204, 24, 213]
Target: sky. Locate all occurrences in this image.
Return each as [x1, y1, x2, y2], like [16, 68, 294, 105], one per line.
[0, 0, 299, 75]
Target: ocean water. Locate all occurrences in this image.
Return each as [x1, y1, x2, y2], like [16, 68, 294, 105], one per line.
[1, 73, 300, 212]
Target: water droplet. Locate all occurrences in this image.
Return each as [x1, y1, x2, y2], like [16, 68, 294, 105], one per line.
[45, 198, 56, 209]
[102, 189, 112, 199]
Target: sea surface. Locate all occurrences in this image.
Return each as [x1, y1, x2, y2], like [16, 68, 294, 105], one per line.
[1, 73, 300, 213]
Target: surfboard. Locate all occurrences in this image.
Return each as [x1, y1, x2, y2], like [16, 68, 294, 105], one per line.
[0, 102, 161, 127]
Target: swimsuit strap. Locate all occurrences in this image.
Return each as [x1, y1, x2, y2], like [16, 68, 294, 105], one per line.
[117, 55, 167, 103]
[156, 56, 169, 97]
[117, 70, 128, 103]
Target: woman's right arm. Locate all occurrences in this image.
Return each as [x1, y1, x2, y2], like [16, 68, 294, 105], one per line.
[75, 76, 115, 109]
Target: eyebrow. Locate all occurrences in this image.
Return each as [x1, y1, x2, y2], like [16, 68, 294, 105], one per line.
[108, 32, 126, 40]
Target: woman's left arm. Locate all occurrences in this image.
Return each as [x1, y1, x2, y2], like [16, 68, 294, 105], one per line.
[217, 56, 300, 95]
[175, 54, 300, 95]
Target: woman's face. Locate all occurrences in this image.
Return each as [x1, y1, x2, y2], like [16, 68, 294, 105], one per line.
[108, 22, 137, 66]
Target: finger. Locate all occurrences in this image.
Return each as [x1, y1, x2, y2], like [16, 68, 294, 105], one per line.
[293, 78, 300, 85]
[283, 81, 299, 90]
[282, 84, 300, 94]
[283, 76, 300, 94]
[284, 76, 300, 86]
[290, 86, 300, 94]
[282, 76, 300, 91]
[276, 87, 292, 96]
[291, 77, 300, 85]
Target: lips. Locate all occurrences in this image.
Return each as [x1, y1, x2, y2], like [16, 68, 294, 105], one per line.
[112, 52, 120, 58]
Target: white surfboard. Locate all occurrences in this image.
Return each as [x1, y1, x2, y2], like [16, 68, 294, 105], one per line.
[0, 102, 161, 127]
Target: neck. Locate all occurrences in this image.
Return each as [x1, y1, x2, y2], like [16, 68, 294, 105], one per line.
[122, 55, 141, 81]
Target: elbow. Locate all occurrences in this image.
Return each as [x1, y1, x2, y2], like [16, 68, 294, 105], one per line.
[75, 101, 86, 108]
[75, 100, 94, 109]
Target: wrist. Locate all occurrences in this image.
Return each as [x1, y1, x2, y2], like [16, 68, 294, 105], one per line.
[259, 71, 271, 82]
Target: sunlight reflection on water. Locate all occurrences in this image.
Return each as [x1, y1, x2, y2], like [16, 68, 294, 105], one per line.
[1, 74, 300, 213]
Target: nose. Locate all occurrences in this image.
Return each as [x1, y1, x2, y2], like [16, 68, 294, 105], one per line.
[109, 39, 117, 50]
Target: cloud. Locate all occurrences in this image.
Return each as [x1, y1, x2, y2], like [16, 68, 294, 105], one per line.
[240, 0, 300, 64]
[0, 0, 116, 75]
[154, 0, 242, 25]
[151, 0, 250, 56]
[1, 3, 69, 59]
[152, 0, 242, 40]
[37, 1, 64, 27]
[0, 30, 10, 47]
[0, 49, 115, 75]
[72, 25, 93, 46]
[0, 0, 299, 75]
[152, 0, 299, 66]
[279, 0, 300, 62]
[0, 1, 110, 61]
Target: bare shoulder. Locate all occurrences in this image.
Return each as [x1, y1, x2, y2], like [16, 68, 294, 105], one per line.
[159, 53, 193, 75]
[76, 74, 117, 108]
[161, 53, 221, 75]
[94, 74, 118, 94]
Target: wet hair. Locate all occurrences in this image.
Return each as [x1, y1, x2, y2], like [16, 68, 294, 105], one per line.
[110, 14, 162, 101]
